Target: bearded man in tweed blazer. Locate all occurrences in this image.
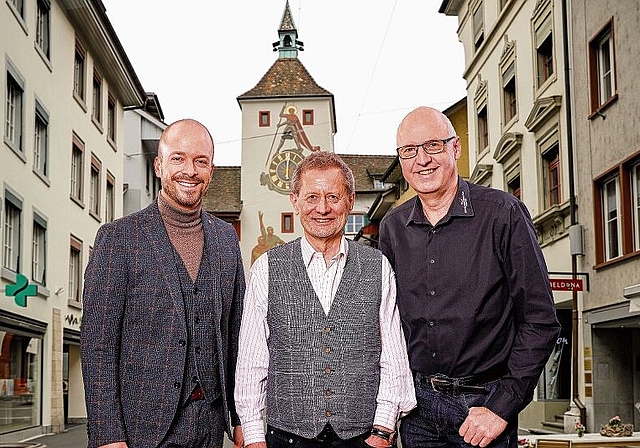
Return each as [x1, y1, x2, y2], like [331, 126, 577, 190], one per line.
[81, 119, 245, 448]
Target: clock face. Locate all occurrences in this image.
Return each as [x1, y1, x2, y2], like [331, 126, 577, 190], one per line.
[267, 150, 304, 194]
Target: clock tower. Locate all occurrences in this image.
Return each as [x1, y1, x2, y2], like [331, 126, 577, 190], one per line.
[237, 0, 336, 271]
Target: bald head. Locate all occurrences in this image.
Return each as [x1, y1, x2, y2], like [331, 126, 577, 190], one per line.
[396, 106, 456, 147]
[158, 119, 214, 162]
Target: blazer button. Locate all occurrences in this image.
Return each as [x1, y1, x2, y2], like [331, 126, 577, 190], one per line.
[173, 381, 181, 389]
[325, 410, 332, 417]
[179, 339, 186, 347]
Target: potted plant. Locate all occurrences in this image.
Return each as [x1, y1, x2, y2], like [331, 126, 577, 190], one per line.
[575, 422, 585, 437]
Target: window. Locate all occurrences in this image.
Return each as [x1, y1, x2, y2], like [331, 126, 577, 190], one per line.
[8, 0, 24, 19]
[502, 62, 517, 125]
[0, 328, 43, 433]
[106, 172, 115, 223]
[70, 135, 84, 204]
[259, 111, 270, 127]
[477, 105, 488, 152]
[3, 192, 22, 272]
[472, 1, 484, 50]
[533, 2, 554, 89]
[602, 176, 621, 261]
[73, 43, 86, 103]
[633, 161, 640, 251]
[542, 143, 561, 208]
[281, 212, 294, 233]
[345, 214, 365, 235]
[69, 237, 83, 303]
[303, 109, 314, 126]
[594, 155, 640, 265]
[32, 215, 47, 285]
[92, 71, 102, 125]
[90, 155, 102, 218]
[107, 94, 116, 144]
[5, 68, 24, 154]
[33, 101, 49, 179]
[36, 0, 51, 59]
[589, 19, 616, 113]
[536, 34, 554, 87]
[507, 172, 521, 200]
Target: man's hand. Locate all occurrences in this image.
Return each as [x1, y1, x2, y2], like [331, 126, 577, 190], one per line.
[233, 426, 266, 448]
[458, 406, 507, 447]
[98, 443, 128, 448]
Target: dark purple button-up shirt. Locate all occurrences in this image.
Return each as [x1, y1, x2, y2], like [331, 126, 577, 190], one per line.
[379, 178, 560, 422]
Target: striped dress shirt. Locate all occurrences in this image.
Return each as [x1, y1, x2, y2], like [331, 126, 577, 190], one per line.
[235, 236, 416, 445]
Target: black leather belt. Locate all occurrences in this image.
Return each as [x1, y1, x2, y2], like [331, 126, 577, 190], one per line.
[414, 367, 503, 396]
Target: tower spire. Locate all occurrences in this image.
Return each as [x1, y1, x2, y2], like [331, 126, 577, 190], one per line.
[272, 0, 304, 59]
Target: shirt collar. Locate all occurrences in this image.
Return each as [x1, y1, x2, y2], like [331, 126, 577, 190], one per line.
[301, 235, 349, 268]
[405, 177, 475, 226]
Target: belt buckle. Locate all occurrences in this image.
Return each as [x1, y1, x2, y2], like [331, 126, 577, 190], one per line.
[429, 376, 452, 392]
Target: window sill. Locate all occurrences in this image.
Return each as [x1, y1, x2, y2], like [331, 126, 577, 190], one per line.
[4, 138, 27, 163]
[34, 42, 52, 72]
[89, 210, 102, 223]
[70, 195, 85, 209]
[73, 93, 87, 112]
[589, 94, 618, 120]
[92, 116, 103, 133]
[594, 250, 640, 270]
[67, 299, 83, 310]
[33, 168, 51, 187]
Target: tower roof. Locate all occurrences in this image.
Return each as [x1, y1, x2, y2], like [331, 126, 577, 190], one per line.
[237, 58, 332, 99]
[279, 0, 296, 31]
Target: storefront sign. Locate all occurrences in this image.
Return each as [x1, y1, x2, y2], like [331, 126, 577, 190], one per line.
[549, 278, 584, 291]
[4, 273, 37, 307]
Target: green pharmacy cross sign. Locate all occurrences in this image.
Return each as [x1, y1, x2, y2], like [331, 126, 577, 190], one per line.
[5, 273, 37, 307]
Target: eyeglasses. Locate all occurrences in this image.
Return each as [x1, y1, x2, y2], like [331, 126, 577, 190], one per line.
[396, 136, 457, 159]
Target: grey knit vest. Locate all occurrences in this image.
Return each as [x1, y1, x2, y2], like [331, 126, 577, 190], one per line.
[266, 239, 382, 439]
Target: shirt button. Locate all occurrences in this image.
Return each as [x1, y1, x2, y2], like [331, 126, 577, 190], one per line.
[324, 367, 331, 374]
[173, 381, 181, 389]
[323, 346, 331, 354]
[429, 290, 435, 296]
[431, 352, 437, 358]
[429, 320, 435, 327]
[179, 339, 186, 347]
[429, 259, 435, 264]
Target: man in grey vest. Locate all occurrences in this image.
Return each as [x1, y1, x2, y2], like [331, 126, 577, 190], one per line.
[234, 152, 416, 448]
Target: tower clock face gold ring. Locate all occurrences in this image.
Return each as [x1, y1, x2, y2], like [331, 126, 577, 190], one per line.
[268, 150, 304, 193]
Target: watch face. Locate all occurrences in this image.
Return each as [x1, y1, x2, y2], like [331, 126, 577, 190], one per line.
[268, 150, 304, 193]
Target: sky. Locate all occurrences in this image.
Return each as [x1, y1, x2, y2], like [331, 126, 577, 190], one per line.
[102, 0, 467, 166]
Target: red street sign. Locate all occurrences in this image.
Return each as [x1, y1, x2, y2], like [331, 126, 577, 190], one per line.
[549, 278, 584, 291]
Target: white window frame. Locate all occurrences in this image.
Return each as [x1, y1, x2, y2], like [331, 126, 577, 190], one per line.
[32, 214, 47, 285]
[36, 0, 51, 59]
[5, 64, 25, 155]
[602, 176, 622, 261]
[71, 135, 85, 204]
[33, 100, 50, 179]
[3, 192, 22, 272]
[632, 161, 640, 252]
[69, 237, 83, 303]
[344, 214, 365, 235]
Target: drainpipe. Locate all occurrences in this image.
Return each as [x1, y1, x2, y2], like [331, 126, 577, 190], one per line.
[562, 0, 587, 426]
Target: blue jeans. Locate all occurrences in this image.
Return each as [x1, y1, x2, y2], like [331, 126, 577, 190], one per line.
[400, 377, 517, 448]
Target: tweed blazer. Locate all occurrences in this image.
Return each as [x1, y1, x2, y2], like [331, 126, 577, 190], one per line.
[81, 201, 245, 448]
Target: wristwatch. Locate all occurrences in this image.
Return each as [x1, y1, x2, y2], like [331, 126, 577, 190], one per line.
[370, 427, 395, 442]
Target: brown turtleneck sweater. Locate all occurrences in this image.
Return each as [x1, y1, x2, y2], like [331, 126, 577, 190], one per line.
[158, 193, 204, 281]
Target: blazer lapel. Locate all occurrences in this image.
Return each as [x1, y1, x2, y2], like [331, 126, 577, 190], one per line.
[141, 203, 186, 323]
